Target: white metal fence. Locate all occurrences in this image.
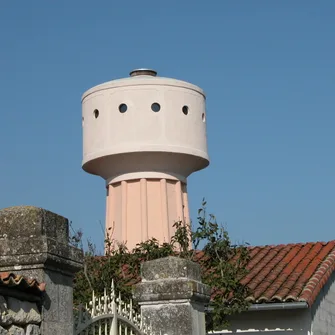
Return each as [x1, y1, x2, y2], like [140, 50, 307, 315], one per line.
[74, 281, 158, 335]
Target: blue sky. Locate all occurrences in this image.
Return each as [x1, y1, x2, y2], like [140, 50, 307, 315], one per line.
[0, 1, 334, 252]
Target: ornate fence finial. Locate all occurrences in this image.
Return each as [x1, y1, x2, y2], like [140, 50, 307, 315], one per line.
[74, 280, 159, 335]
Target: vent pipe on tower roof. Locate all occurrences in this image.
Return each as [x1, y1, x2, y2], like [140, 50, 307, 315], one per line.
[129, 69, 157, 77]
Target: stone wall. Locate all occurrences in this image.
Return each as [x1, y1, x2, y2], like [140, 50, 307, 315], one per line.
[0, 206, 83, 335]
[134, 256, 211, 335]
[0, 294, 41, 335]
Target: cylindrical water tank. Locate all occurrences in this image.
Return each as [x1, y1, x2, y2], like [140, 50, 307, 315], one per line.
[82, 69, 209, 184]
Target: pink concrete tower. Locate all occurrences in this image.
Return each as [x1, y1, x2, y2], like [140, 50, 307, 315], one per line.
[82, 69, 209, 249]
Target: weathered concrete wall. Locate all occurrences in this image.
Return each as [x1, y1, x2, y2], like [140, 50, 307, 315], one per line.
[134, 256, 211, 335]
[0, 294, 41, 334]
[311, 271, 335, 335]
[0, 206, 83, 335]
[210, 308, 311, 334]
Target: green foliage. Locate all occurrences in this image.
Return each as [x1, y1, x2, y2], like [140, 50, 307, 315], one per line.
[194, 201, 250, 329]
[73, 200, 250, 331]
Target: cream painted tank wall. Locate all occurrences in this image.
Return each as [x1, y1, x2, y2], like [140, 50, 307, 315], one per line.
[82, 69, 209, 249]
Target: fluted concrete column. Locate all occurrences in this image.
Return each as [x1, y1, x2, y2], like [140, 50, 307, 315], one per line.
[106, 179, 190, 249]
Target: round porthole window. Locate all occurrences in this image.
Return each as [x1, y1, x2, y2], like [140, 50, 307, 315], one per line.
[182, 106, 189, 115]
[119, 103, 127, 113]
[151, 103, 161, 112]
[93, 109, 99, 119]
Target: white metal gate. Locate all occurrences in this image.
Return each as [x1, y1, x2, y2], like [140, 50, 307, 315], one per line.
[74, 281, 157, 335]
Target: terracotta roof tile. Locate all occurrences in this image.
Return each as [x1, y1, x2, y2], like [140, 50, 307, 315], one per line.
[0, 272, 46, 295]
[89, 240, 335, 308]
[241, 241, 335, 306]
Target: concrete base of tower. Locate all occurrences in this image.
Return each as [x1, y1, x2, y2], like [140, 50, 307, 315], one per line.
[105, 178, 190, 250]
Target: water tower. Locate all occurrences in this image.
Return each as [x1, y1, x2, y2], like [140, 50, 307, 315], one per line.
[82, 69, 209, 249]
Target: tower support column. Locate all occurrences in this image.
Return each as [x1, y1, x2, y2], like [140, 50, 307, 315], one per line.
[105, 178, 190, 250]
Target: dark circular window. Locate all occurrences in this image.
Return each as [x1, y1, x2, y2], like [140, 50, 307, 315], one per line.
[151, 103, 161, 112]
[182, 106, 189, 115]
[119, 103, 127, 113]
[93, 109, 99, 118]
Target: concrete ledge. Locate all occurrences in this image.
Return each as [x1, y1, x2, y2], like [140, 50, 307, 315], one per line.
[0, 206, 83, 274]
[0, 206, 68, 242]
[134, 278, 211, 303]
[141, 256, 202, 281]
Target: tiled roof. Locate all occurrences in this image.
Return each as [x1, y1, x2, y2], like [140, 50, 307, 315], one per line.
[87, 240, 335, 308]
[242, 241, 335, 306]
[0, 272, 46, 295]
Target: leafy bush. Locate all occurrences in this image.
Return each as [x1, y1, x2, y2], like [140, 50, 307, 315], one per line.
[73, 200, 250, 330]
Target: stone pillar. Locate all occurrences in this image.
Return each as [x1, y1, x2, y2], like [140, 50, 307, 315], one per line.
[0, 206, 83, 335]
[133, 256, 211, 335]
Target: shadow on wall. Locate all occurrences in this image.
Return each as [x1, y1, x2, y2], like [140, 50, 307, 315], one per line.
[310, 271, 335, 333]
[213, 308, 311, 334]
[212, 332, 306, 335]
